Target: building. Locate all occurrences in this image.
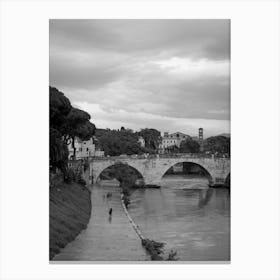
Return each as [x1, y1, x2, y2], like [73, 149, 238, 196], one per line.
[159, 131, 191, 152]
[68, 137, 104, 159]
[138, 136, 145, 148]
[94, 149, 105, 158]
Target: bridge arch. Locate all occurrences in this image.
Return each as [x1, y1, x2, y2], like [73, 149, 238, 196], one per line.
[159, 160, 214, 185]
[90, 157, 229, 186]
[93, 161, 144, 184]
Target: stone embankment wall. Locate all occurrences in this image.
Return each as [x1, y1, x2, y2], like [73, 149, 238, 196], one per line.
[68, 160, 92, 186]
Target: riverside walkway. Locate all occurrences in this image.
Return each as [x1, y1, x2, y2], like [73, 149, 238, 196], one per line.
[52, 182, 148, 261]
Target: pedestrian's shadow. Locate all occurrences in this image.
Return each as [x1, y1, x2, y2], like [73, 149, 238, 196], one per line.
[108, 215, 112, 223]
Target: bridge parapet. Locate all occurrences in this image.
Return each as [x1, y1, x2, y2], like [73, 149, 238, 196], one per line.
[89, 156, 230, 186]
[89, 153, 229, 161]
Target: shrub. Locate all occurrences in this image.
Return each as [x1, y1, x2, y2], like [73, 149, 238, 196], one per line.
[123, 195, 130, 208]
[141, 239, 164, 260]
[166, 250, 179, 261]
[122, 187, 130, 196]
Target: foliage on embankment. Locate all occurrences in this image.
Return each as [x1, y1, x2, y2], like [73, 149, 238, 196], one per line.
[141, 239, 165, 260]
[49, 181, 91, 260]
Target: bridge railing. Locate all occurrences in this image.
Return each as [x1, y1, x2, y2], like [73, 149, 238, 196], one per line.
[158, 153, 212, 159]
[78, 153, 230, 161]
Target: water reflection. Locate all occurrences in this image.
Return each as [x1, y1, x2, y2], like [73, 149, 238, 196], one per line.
[128, 180, 230, 261]
[108, 215, 112, 223]
[198, 188, 214, 208]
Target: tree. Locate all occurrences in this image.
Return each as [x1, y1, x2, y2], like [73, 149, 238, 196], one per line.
[49, 86, 96, 173]
[180, 138, 200, 153]
[50, 87, 72, 134]
[138, 128, 161, 151]
[204, 136, 230, 155]
[49, 128, 69, 173]
[107, 163, 139, 186]
[95, 128, 144, 156]
[64, 108, 96, 158]
[50, 87, 72, 171]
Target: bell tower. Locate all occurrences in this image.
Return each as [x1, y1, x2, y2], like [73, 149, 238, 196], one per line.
[199, 128, 204, 152]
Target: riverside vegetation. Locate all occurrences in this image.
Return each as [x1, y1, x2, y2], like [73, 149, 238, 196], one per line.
[49, 86, 95, 260]
[49, 163, 92, 259]
[49, 178, 91, 259]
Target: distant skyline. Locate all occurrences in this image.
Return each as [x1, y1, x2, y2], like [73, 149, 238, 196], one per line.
[50, 19, 230, 138]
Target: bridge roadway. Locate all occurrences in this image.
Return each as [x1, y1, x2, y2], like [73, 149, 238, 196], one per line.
[89, 154, 230, 186]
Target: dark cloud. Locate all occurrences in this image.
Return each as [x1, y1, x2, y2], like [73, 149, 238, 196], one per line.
[50, 19, 230, 133]
[60, 74, 229, 121]
[50, 20, 122, 52]
[50, 19, 230, 60]
[50, 53, 123, 90]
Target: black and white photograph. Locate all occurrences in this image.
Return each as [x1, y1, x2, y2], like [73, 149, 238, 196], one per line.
[49, 19, 230, 262]
[1, 0, 280, 279]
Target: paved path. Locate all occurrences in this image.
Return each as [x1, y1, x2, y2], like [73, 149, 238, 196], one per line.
[52, 183, 148, 261]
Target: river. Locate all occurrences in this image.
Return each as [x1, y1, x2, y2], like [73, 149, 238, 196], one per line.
[52, 176, 230, 262]
[128, 176, 230, 261]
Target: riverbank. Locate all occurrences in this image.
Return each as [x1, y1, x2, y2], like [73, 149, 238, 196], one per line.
[51, 183, 148, 261]
[49, 181, 92, 260]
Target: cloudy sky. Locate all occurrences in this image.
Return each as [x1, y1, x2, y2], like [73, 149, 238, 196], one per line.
[50, 19, 230, 137]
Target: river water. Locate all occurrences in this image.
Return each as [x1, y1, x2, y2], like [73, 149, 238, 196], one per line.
[128, 177, 230, 261]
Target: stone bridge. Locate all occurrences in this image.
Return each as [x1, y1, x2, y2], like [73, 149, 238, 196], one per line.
[89, 155, 230, 186]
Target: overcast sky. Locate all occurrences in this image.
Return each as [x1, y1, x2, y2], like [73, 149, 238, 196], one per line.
[50, 19, 230, 137]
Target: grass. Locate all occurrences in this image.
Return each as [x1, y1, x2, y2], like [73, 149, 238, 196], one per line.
[49, 181, 91, 260]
